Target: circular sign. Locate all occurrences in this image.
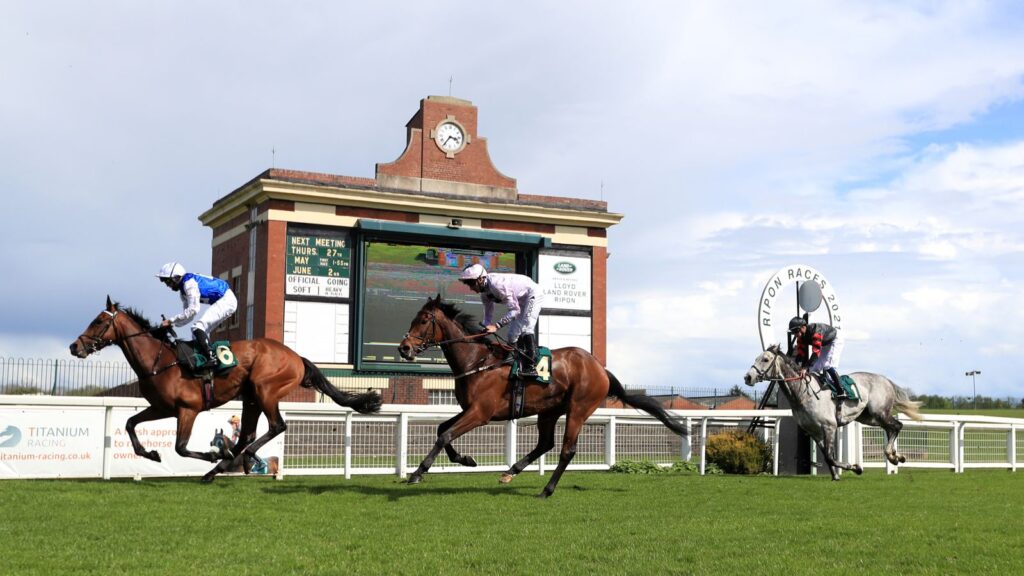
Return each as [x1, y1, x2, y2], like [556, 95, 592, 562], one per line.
[756, 265, 842, 350]
[798, 280, 823, 312]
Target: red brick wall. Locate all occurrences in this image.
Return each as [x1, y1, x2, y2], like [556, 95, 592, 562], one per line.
[376, 98, 516, 190]
[592, 246, 607, 365]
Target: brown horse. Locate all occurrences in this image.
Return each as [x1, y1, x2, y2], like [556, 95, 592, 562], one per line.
[70, 296, 381, 482]
[398, 295, 688, 498]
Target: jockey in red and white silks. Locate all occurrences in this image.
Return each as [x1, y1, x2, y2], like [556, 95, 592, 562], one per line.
[459, 264, 544, 377]
[789, 316, 847, 398]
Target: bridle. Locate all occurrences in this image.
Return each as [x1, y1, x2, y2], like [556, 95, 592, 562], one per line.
[403, 310, 495, 355]
[749, 350, 806, 384]
[404, 309, 511, 379]
[80, 309, 179, 376]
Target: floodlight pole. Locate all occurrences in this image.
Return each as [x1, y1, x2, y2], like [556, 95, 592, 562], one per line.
[965, 370, 981, 410]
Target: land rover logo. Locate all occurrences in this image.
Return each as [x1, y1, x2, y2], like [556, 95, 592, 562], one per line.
[553, 262, 576, 274]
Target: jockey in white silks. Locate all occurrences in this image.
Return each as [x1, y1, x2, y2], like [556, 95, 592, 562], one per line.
[156, 262, 238, 368]
[459, 263, 544, 378]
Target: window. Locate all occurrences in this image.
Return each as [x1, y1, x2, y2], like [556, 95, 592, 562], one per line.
[427, 389, 458, 405]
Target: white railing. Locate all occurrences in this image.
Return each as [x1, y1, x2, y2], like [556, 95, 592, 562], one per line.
[1, 395, 1020, 480]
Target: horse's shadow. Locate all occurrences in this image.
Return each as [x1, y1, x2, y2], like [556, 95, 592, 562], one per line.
[262, 479, 624, 501]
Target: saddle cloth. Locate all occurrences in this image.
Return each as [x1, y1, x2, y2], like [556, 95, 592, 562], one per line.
[174, 340, 238, 376]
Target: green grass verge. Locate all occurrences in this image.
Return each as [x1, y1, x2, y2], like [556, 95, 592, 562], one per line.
[1, 470, 1021, 575]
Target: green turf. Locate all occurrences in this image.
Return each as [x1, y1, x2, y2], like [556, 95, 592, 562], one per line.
[2, 469, 1021, 575]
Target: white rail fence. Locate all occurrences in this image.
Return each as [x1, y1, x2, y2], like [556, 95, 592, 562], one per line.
[0, 396, 1020, 479]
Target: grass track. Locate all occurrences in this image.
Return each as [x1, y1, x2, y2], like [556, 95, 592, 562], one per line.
[2, 469, 1022, 575]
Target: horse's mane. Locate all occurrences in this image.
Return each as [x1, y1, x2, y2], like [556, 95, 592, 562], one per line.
[767, 343, 800, 370]
[115, 303, 175, 345]
[432, 299, 504, 353]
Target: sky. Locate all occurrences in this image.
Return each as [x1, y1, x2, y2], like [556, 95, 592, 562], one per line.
[3, 1, 1024, 400]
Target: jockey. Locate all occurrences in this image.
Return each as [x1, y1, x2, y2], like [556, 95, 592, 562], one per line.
[789, 316, 847, 399]
[459, 263, 545, 379]
[156, 262, 238, 370]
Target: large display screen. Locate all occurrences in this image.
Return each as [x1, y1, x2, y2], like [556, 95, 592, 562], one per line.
[361, 241, 517, 367]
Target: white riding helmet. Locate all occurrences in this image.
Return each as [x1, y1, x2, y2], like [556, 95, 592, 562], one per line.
[459, 264, 488, 281]
[156, 262, 186, 280]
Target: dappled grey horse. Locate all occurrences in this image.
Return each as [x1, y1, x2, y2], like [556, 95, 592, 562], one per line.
[744, 345, 922, 480]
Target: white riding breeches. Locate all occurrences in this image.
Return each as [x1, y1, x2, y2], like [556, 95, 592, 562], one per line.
[811, 334, 845, 373]
[507, 293, 543, 342]
[193, 291, 238, 334]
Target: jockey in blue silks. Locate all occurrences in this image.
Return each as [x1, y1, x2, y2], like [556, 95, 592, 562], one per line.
[156, 262, 238, 368]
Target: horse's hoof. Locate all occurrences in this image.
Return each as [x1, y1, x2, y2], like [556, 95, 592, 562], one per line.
[148, 451, 161, 463]
[898, 455, 906, 464]
[853, 465, 864, 475]
[462, 456, 478, 468]
[499, 473, 515, 484]
[406, 475, 422, 485]
[536, 492, 550, 499]
[200, 473, 217, 484]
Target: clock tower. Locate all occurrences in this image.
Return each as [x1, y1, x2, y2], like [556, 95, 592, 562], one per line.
[376, 96, 517, 200]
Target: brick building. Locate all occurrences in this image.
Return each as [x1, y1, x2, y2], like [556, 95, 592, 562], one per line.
[198, 96, 621, 402]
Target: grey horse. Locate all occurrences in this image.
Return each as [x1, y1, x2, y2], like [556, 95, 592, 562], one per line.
[743, 344, 922, 480]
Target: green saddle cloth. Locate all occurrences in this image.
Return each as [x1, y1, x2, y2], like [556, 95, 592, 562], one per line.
[836, 375, 860, 401]
[512, 346, 552, 384]
[177, 340, 238, 374]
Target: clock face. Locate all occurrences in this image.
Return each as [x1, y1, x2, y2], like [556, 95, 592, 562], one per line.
[435, 122, 465, 152]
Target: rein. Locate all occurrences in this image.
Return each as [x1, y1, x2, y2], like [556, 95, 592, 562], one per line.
[405, 309, 512, 379]
[752, 351, 806, 384]
[87, 309, 180, 376]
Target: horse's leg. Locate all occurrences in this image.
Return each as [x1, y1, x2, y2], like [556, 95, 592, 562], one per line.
[408, 408, 488, 484]
[539, 411, 590, 498]
[817, 424, 863, 480]
[500, 411, 557, 484]
[230, 397, 262, 473]
[882, 415, 905, 465]
[438, 413, 477, 467]
[203, 403, 287, 483]
[126, 405, 173, 462]
[173, 408, 221, 465]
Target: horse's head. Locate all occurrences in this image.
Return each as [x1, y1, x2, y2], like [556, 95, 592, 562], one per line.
[743, 344, 784, 386]
[398, 295, 448, 362]
[70, 296, 124, 358]
[70, 296, 165, 358]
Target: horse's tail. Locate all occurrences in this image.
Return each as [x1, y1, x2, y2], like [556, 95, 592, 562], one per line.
[606, 369, 689, 436]
[891, 382, 923, 421]
[300, 357, 382, 414]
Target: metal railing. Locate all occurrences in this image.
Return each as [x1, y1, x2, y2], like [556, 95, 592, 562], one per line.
[2, 357, 762, 409]
[0, 358, 138, 396]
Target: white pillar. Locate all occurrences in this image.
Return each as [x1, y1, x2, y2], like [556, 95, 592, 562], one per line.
[605, 416, 616, 468]
[396, 413, 408, 478]
[699, 418, 708, 476]
[343, 411, 352, 480]
[505, 420, 517, 468]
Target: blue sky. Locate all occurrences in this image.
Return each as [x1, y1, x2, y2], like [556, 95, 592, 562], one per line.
[2, 1, 1023, 400]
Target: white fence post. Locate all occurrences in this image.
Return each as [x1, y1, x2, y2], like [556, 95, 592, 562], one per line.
[681, 418, 692, 462]
[1009, 424, 1016, 472]
[396, 412, 408, 478]
[343, 411, 352, 480]
[505, 420, 517, 468]
[957, 422, 965, 473]
[605, 416, 616, 468]
[772, 418, 780, 476]
[699, 417, 708, 476]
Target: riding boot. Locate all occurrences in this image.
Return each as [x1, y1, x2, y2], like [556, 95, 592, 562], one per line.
[827, 367, 847, 400]
[516, 333, 538, 378]
[192, 328, 217, 372]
